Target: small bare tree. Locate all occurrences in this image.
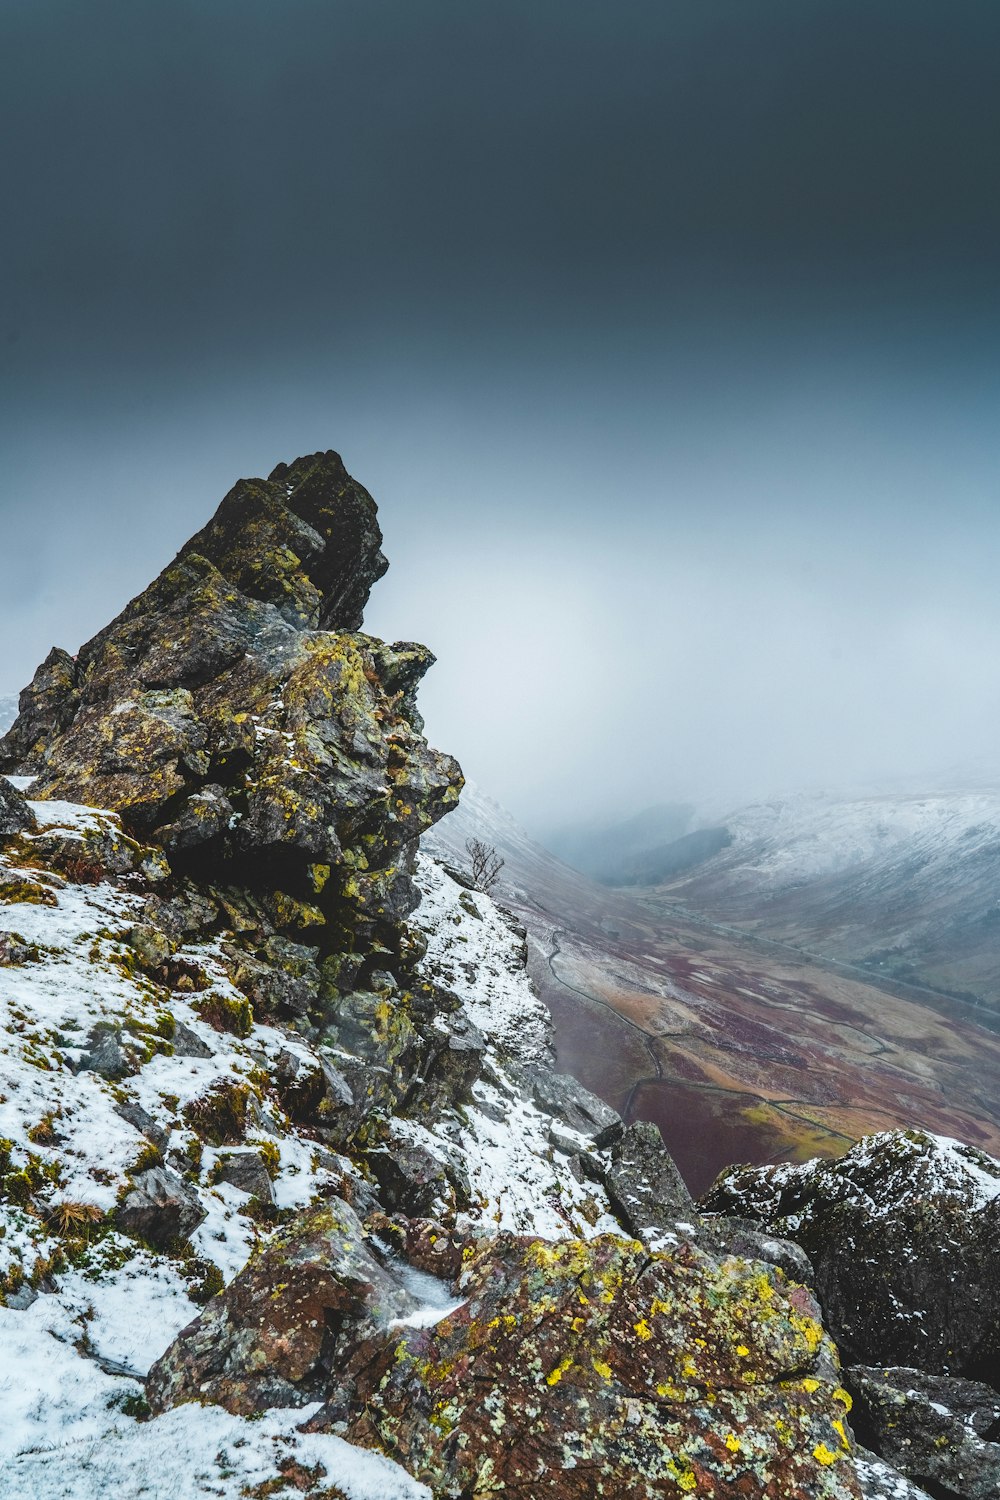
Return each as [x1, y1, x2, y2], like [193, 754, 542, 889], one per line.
[466, 837, 504, 894]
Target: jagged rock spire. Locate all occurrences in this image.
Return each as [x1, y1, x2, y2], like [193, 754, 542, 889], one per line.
[0, 452, 461, 959]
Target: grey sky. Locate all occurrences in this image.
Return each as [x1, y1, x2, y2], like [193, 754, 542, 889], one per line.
[3, 2, 999, 829]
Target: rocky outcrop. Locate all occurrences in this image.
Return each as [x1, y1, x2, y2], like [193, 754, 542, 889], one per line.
[0, 453, 874, 1499]
[150, 1207, 860, 1499]
[0, 779, 36, 837]
[703, 1131, 1000, 1498]
[701, 1130, 1000, 1383]
[0, 452, 462, 990]
[848, 1366, 1000, 1499]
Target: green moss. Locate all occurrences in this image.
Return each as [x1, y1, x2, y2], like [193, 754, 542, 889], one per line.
[194, 991, 254, 1038]
[184, 1079, 255, 1146]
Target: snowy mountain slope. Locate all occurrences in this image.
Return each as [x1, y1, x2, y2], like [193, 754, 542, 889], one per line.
[650, 786, 1000, 1009]
[0, 789, 618, 1496]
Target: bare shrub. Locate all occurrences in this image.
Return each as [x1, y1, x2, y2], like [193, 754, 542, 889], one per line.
[466, 838, 504, 894]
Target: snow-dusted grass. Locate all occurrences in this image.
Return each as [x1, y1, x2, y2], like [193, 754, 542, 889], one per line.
[0, 1301, 429, 1500]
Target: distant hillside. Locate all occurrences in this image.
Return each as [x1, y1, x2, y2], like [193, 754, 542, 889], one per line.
[0, 694, 17, 733]
[428, 781, 1000, 1195]
[649, 787, 1000, 1012]
[543, 802, 696, 882]
[614, 825, 734, 885]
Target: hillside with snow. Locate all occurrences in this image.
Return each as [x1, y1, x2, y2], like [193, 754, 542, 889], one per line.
[645, 785, 1000, 1012]
[0, 789, 624, 1496]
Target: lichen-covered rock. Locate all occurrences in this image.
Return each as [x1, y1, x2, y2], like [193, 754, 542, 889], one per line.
[0, 778, 36, 837]
[320, 1232, 861, 1499]
[0, 452, 462, 982]
[0, 647, 78, 771]
[146, 1198, 416, 1415]
[148, 1207, 860, 1498]
[848, 1366, 1000, 1499]
[116, 1166, 207, 1249]
[701, 1130, 1000, 1383]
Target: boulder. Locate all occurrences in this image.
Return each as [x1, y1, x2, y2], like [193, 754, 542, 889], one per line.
[149, 1204, 861, 1498]
[321, 1232, 862, 1499]
[114, 1099, 169, 1154]
[215, 1149, 275, 1204]
[597, 1119, 694, 1238]
[848, 1366, 1000, 1500]
[147, 1198, 415, 1415]
[273, 1048, 356, 1145]
[0, 778, 36, 837]
[701, 1130, 1000, 1382]
[365, 1133, 469, 1218]
[171, 1021, 215, 1058]
[413, 1009, 487, 1113]
[0, 931, 38, 966]
[77, 1022, 132, 1081]
[116, 1166, 206, 1249]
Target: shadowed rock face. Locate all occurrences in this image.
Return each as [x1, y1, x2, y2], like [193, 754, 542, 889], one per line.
[0, 778, 36, 837]
[0, 452, 462, 963]
[702, 1131, 1000, 1385]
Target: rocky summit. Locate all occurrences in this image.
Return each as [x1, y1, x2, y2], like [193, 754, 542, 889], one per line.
[0, 450, 963, 1499]
[0, 450, 461, 977]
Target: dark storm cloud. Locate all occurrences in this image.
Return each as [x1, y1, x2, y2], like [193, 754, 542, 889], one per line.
[6, 0, 1000, 368]
[3, 2, 1000, 828]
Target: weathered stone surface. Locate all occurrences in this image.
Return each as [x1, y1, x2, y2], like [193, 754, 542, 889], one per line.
[78, 1022, 132, 1080]
[597, 1119, 695, 1238]
[698, 1216, 815, 1287]
[273, 1047, 356, 1144]
[848, 1366, 1000, 1500]
[27, 819, 169, 885]
[216, 1149, 275, 1203]
[113, 1099, 169, 1154]
[365, 1134, 468, 1218]
[146, 1198, 415, 1415]
[171, 1021, 214, 1058]
[0, 647, 78, 773]
[854, 1449, 935, 1500]
[0, 452, 462, 980]
[0, 930, 38, 966]
[223, 937, 320, 1018]
[702, 1130, 1000, 1382]
[522, 1065, 622, 1143]
[148, 1206, 860, 1498]
[321, 1233, 861, 1499]
[411, 1009, 487, 1114]
[0, 778, 36, 837]
[117, 1166, 206, 1249]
